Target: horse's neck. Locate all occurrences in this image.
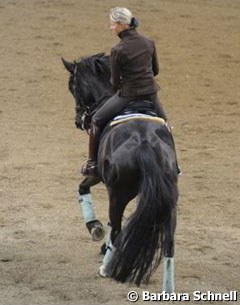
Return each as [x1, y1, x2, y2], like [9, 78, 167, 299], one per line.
[92, 79, 113, 109]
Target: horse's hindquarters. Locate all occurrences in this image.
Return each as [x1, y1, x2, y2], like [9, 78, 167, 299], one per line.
[98, 121, 178, 286]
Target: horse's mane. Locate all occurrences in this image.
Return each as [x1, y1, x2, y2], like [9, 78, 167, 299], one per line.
[77, 53, 111, 81]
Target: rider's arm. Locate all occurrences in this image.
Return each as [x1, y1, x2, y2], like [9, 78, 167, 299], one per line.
[152, 43, 159, 76]
[110, 47, 121, 92]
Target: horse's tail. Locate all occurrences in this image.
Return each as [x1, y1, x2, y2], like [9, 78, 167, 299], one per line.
[108, 140, 178, 286]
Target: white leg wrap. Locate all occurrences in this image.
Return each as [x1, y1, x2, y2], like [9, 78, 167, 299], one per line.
[99, 241, 115, 278]
[78, 193, 96, 223]
[163, 257, 175, 293]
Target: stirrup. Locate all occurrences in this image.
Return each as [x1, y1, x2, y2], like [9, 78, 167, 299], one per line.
[81, 160, 98, 177]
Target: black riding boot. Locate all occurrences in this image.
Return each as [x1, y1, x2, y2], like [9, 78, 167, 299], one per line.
[81, 125, 100, 177]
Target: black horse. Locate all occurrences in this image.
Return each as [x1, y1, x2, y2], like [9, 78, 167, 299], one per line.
[62, 53, 179, 289]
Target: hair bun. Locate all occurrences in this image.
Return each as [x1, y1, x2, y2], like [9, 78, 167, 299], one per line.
[130, 17, 139, 28]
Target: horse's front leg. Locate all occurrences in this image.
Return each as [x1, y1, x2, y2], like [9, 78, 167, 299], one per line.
[162, 207, 177, 293]
[78, 176, 105, 241]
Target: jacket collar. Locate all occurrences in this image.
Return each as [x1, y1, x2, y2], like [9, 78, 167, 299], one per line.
[118, 28, 137, 39]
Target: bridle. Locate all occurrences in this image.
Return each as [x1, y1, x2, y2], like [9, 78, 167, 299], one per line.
[72, 63, 110, 131]
[72, 64, 93, 131]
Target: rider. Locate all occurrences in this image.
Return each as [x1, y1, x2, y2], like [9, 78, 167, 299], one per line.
[82, 7, 170, 176]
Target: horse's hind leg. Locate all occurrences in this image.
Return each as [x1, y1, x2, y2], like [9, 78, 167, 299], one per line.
[99, 188, 136, 277]
[162, 207, 177, 293]
[78, 176, 105, 241]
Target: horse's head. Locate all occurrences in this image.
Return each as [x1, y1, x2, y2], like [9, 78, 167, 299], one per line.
[62, 53, 112, 130]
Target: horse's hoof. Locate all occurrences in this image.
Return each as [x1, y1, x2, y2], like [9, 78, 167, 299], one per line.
[98, 265, 109, 278]
[91, 225, 105, 242]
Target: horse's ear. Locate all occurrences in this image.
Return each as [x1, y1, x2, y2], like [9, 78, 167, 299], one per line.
[62, 58, 75, 73]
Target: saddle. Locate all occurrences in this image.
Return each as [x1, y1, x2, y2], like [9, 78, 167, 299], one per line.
[109, 99, 166, 127]
[120, 99, 157, 116]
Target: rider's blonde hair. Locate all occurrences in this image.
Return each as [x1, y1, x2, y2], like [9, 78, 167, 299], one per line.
[110, 7, 133, 25]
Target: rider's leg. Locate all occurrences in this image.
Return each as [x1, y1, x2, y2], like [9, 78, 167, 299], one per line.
[81, 123, 101, 176]
[92, 92, 132, 126]
[148, 93, 168, 121]
[81, 92, 132, 177]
